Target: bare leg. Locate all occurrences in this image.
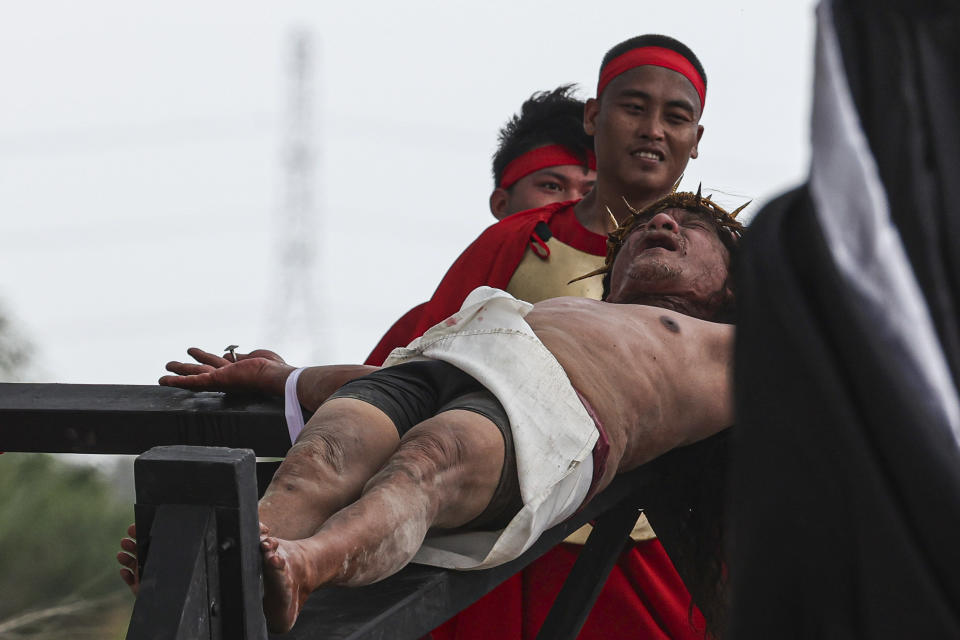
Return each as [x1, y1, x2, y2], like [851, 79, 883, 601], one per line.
[116, 397, 397, 601]
[258, 397, 400, 540]
[259, 409, 508, 633]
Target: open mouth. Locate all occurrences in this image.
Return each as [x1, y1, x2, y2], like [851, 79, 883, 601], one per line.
[638, 233, 680, 252]
[630, 148, 664, 162]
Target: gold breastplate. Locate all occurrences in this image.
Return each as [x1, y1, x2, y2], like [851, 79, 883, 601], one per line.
[505, 236, 605, 303]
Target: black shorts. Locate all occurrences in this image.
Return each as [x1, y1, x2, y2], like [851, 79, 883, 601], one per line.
[329, 360, 521, 530]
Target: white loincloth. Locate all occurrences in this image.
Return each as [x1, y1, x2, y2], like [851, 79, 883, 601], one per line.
[384, 286, 599, 570]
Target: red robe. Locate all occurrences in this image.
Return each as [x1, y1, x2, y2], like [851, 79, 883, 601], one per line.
[365, 201, 572, 366]
[430, 540, 706, 640]
[367, 201, 706, 639]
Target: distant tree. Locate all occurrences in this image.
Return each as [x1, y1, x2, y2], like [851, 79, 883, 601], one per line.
[0, 302, 134, 637]
[0, 454, 134, 637]
[0, 303, 32, 382]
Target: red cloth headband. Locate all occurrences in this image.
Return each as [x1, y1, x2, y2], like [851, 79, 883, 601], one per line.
[499, 145, 596, 189]
[597, 46, 706, 111]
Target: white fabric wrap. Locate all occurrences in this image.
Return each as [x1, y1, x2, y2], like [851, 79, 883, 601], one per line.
[384, 286, 598, 569]
[284, 366, 308, 444]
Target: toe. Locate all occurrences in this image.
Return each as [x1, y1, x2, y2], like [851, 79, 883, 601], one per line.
[261, 536, 279, 552]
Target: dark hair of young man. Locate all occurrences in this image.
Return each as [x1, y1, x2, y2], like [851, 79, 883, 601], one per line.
[491, 84, 594, 187]
[598, 34, 708, 96]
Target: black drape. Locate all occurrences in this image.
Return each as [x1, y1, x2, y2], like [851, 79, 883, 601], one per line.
[833, 0, 960, 386]
[728, 1, 960, 637]
[730, 188, 960, 638]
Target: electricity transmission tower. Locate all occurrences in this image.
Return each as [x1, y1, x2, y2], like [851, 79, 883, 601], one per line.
[267, 30, 324, 360]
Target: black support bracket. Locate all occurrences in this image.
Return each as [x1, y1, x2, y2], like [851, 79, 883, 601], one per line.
[535, 503, 641, 639]
[127, 445, 267, 640]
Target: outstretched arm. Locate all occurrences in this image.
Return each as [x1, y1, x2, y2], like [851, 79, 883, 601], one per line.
[159, 347, 294, 395]
[159, 347, 378, 412]
[293, 364, 380, 410]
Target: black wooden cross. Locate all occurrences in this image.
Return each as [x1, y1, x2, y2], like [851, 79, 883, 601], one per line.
[0, 383, 700, 640]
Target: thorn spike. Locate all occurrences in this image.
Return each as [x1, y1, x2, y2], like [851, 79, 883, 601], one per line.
[730, 201, 752, 219]
[621, 196, 641, 216]
[568, 267, 608, 285]
[605, 205, 620, 230]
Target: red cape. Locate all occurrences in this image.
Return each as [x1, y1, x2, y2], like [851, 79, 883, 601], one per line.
[430, 540, 707, 640]
[366, 201, 706, 638]
[365, 202, 567, 366]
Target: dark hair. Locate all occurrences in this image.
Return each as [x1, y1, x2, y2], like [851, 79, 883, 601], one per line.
[598, 34, 707, 96]
[491, 84, 594, 187]
[643, 432, 731, 638]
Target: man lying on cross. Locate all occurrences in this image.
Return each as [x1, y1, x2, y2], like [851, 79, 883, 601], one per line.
[119, 190, 744, 635]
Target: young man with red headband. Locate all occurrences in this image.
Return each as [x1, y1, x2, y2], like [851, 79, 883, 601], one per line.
[366, 86, 596, 366]
[489, 85, 597, 220]
[427, 34, 713, 640]
[366, 34, 706, 372]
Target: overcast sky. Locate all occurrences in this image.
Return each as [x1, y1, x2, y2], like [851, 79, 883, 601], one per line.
[0, 0, 818, 385]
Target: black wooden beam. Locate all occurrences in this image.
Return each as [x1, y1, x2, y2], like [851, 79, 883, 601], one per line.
[128, 503, 220, 640]
[0, 383, 290, 456]
[535, 501, 640, 639]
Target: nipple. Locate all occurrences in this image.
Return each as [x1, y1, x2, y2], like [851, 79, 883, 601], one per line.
[660, 316, 680, 333]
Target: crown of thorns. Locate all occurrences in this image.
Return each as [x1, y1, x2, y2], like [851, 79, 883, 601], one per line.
[569, 184, 748, 285]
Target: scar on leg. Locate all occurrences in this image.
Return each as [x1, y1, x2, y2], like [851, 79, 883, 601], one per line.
[660, 316, 681, 333]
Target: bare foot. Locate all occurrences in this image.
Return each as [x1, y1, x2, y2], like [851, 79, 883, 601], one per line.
[260, 526, 315, 634]
[117, 523, 139, 596]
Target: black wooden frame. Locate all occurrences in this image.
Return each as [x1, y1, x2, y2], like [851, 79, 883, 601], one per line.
[1, 383, 672, 640]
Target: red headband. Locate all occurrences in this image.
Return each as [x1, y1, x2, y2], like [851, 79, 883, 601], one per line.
[499, 145, 596, 189]
[597, 46, 706, 111]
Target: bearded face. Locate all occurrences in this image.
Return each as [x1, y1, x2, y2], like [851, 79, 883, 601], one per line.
[605, 206, 733, 320]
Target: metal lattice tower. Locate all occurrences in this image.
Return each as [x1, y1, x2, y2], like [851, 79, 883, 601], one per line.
[267, 30, 323, 360]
